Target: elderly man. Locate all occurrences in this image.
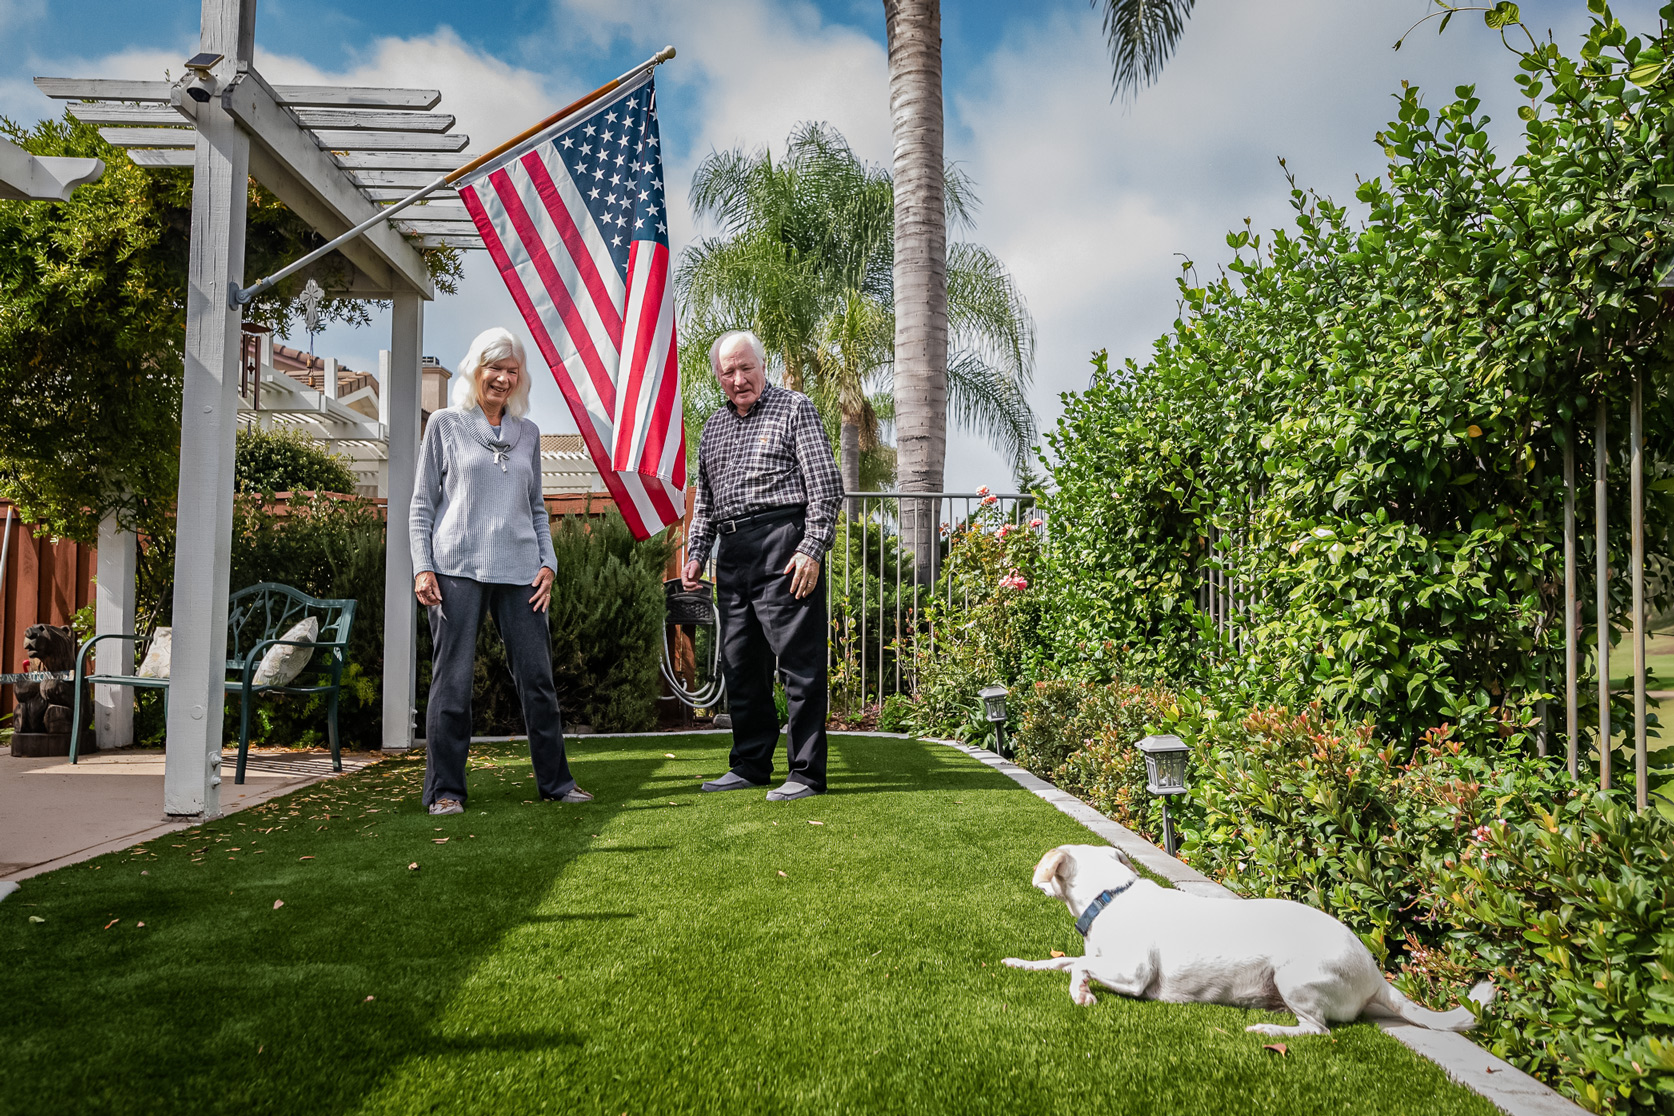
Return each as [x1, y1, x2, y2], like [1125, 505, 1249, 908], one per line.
[682, 330, 843, 801]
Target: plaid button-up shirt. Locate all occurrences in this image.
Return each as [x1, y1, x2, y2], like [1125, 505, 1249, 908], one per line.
[686, 383, 843, 566]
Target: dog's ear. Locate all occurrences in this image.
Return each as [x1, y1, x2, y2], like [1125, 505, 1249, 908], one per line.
[1032, 847, 1073, 895]
[1108, 846, 1137, 872]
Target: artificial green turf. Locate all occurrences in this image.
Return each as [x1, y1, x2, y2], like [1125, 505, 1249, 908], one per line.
[1, 734, 1499, 1116]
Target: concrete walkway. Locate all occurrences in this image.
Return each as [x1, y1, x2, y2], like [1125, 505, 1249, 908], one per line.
[0, 745, 382, 883]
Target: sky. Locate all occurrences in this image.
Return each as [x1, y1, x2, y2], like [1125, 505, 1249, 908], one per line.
[2, 0, 1663, 493]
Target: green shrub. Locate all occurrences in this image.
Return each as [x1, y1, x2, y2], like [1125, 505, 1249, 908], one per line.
[1037, 4, 1674, 768]
[235, 424, 360, 496]
[877, 692, 915, 733]
[1417, 795, 1674, 1114]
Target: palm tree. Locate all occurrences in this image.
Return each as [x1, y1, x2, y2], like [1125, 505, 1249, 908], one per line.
[883, 0, 1199, 575]
[676, 123, 1036, 501]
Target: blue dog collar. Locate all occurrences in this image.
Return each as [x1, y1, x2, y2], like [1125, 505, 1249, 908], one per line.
[1074, 878, 1135, 937]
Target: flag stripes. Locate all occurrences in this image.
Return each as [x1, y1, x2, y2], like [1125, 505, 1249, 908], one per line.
[456, 72, 684, 539]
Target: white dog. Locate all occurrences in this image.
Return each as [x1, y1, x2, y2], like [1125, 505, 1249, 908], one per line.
[1003, 845, 1494, 1036]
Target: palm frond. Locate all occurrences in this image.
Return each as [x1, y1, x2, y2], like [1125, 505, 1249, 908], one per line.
[945, 350, 1038, 484]
[1096, 0, 1196, 100]
[946, 242, 1036, 388]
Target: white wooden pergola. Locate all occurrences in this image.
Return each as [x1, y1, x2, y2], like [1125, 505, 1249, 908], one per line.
[36, 0, 486, 818]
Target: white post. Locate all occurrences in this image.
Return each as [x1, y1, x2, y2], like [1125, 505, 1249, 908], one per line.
[94, 512, 137, 750]
[323, 356, 338, 400]
[382, 297, 422, 751]
[164, 0, 255, 819]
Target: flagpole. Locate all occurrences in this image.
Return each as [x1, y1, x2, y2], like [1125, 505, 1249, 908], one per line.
[232, 45, 676, 307]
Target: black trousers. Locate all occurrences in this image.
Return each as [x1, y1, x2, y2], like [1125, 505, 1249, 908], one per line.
[716, 514, 828, 791]
[422, 574, 575, 806]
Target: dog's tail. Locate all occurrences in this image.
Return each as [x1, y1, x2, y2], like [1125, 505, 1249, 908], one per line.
[1369, 980, 1495, 1032]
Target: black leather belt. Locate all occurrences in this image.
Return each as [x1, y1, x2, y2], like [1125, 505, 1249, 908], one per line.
[715, 505, 804, 535]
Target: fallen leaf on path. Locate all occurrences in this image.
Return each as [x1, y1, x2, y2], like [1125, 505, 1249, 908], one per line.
[136, 922, 145, 928]
[272, 900, 284, 910]
[432, 838, 449, 844]
[363, 995, 375, 1003]
[1264, 1044, 1288, 1056]
[27, 916, 44, 923]
[1049, 950, 1066, 958]
[808, 820, 824, 826]
[299, 856, 314, 861]
[103, 919, 118, 930]
[777, 871, 788, 877]
[664, 753, 677, 758]
[408, 862, 420, 871]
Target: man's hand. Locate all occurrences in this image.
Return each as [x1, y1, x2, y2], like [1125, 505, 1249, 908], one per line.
[414, 571, 442, 607]
[784, 552, 820, 599]
[529, 567, 555, 613]
[681, 558, 703, 591]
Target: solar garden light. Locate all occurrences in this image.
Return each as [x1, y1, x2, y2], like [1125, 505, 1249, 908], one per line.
[978, 683, 1010, 757]
[1136, 733, 1190, 857]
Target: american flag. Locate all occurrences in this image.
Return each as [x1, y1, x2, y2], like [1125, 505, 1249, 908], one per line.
[456, 72, 685, 539]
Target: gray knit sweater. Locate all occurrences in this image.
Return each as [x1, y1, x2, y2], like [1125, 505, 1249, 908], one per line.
[409, 407, 557, 584]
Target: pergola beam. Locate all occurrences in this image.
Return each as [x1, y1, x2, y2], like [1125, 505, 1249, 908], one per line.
[38, 76, 441, 109]
[0, 137, 104, 201]
[332, 150, 471, 170]
[313, 130, 470, 152]
[223, 66, 432, 298]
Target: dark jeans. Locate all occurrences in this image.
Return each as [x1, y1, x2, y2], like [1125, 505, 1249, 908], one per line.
[422, 573, 575, 806]
[716, 515, 828, 791]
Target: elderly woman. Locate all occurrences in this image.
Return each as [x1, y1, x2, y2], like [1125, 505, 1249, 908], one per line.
[410, 326, 590, 816]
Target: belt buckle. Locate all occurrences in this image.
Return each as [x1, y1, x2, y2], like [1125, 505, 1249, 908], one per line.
[717, 518, 737, 535]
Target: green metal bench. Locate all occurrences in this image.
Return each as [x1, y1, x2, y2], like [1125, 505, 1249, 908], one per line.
[69, 582, 357, 784]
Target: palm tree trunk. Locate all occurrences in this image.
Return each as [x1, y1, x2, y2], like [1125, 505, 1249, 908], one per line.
[840, 416, 862, 516]
[885, 0, 948, 585]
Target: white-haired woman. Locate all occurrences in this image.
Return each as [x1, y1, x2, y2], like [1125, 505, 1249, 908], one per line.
[409, 326, 590, 816]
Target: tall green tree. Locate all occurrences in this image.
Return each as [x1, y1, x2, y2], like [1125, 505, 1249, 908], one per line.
[0, 114, 460, 542]
[677, 123, 1035, 498]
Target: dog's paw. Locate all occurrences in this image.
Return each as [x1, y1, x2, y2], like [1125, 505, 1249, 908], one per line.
[1245, 1024, 1286, 1036]
[1072, 987, 1098, 1007]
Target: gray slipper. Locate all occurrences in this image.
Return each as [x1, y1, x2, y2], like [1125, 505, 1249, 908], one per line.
[766, 781, 822, 802]
[701, 771, 768, 793]
[544, 786, 594, 804]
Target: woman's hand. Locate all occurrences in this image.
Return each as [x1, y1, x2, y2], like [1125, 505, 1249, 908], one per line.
[529, 566, 555, 613]
[414, 571, 442, 607]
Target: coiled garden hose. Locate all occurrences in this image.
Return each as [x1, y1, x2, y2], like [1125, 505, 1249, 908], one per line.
[661, 579, 726, 709]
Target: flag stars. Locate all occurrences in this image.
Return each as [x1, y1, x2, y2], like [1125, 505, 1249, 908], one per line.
[584, 124, 596, 136]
